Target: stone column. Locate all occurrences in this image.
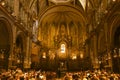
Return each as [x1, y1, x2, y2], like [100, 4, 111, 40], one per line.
[93, 34, 99, 69]
[8, 0, 19, 69]
[8, 25, 17, 69]
[105, 22, 112, 71]
[24, 36, 31, 69]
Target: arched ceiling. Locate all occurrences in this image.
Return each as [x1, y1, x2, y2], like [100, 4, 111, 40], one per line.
[38, 4, 88, 48]
[39, 5, 87, 26]
[41, 11, 83, 25]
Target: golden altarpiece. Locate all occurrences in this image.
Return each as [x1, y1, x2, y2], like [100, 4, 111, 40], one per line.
[36, 0, 91, 71]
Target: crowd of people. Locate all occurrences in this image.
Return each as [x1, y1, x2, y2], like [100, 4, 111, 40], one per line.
[63, 70, 120, 80]
[0, 68, 120, 80]
[0, 68, 56, 80]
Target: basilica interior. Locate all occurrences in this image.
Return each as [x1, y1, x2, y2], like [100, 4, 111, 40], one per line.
[0, 0, 120, 74]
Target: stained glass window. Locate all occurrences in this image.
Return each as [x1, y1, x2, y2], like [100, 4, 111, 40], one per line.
[61, 44, 65, 53]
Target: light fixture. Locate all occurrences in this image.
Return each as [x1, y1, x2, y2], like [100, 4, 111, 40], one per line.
[80, 51, 84, 59]
[17, 59, 20, 63]
[72, 55, 77, 60]
[61, 44, 65, 53]
[42, 52, 46, 59]
[0, 0, 5, 6]
[80, 53, 83, 59]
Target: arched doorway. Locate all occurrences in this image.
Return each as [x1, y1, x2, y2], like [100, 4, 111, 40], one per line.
[112, 26, 120, 73]
[0, 20, 10, 70]
[13, 35, 24, 70]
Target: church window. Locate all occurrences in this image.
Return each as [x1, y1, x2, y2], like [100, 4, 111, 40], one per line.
[61, 44, 65, 53]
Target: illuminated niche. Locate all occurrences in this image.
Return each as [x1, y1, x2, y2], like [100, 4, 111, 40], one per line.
[61, 44, 66, 53]
[42, 52, 46, 58]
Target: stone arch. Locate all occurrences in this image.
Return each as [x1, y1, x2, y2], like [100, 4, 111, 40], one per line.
[39, 5, 87, 23]
[14, 31, 26, 69]
[108, 14, 120, 73]
[105, 3, 120, 73]
[0, 17, 13, 69]
[110, 24, 120, 73]
[38, 5, 87, 35]
[105, 3, 120, 47]
[38, 4, 87, 32]
[109, 16, 120, 47]
[38, 5, 87, 49]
